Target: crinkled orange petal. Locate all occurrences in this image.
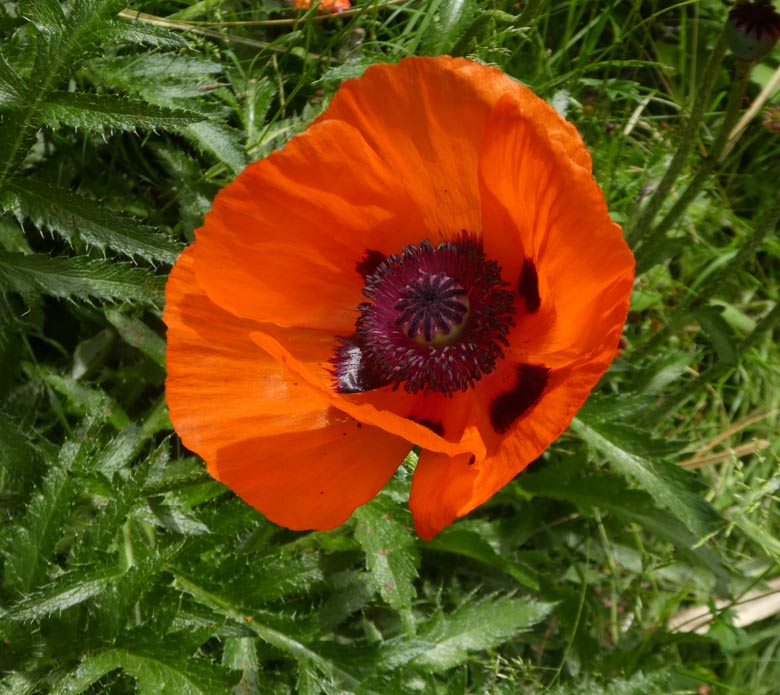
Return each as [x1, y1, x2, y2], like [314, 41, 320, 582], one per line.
[247, 327, 476, 458]
[407, 93, 634, 539]
[164, 245, 410, 530]
[193, 118, 425, 332]
[479, 93, 635, 351]
[320, 56, 591, 237]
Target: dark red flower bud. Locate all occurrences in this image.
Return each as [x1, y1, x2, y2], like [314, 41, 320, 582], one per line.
[727, 1, 780, 61]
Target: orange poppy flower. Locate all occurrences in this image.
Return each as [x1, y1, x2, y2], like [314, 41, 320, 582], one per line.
[164, 56, 635, 540]
[293, 0, 351, 13]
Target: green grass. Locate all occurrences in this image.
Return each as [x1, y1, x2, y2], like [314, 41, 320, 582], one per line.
[1, 0, 780, 693]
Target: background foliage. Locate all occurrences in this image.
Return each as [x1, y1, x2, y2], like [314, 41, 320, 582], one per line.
[1, 0, 779, 693]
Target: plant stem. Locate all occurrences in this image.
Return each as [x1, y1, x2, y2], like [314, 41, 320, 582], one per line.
[634, 191, 780, 360]
[635, 59, 752, 272]
[642, 300, 780, 428]
[627, 32, 728, 247]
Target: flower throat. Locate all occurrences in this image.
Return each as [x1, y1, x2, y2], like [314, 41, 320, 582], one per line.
[332, 233, 515, 396]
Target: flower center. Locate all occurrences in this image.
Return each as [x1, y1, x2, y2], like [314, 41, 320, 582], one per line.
[332, 233, 516, 396]
[396, 271, 470, 347]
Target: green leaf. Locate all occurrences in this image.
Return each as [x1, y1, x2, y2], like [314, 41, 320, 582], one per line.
[21, 0, 67, 34]
[0, 54, 26, 109]
[424, 0, 479, 54]
[222, 638, 261, 695]
[0, 418, 107, 595]
[547, 671, 670, 695]
[89, 53, 225, 101]
[40, 92, 205, 133]
[53, 648, 237, 695]
[105, 308, 166, 367]
[693, 305, 739, 366]
[7, 177, 181, 263]
[0, 411, 44, 499]
[174, 575, 359, 689]
[32, 366, 130, 429]
[0, 672, 38, 695]
[518, 460, 728, 580]
[409, 595, 555, 672]
[185, 121, 247, 173]
[1, 567, 123, 621]
[424, 524, 539, 590]
[0, 252, 165, 303]
[105, 17, 189, 48]
[572, 417, 720, 538]
[354, 497, 419, 611]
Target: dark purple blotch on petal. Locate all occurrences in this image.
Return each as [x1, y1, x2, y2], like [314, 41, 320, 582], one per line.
[489, 363, 550, 434]
[356, 249, 386, 278]
[517, 258, 540, 313]
[332, 335, 389, 393]
[408, 417, 444, 437]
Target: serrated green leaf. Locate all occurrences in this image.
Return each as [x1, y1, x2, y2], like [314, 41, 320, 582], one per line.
[579, 421, 687, 459]
[89, 53, 224, 101]
[354, 498, 419, 610]
[411, 595, 554, 672]
[71, 328, 114, 379]
[223, 638, 260, 695]
[693, 305, 739, 366]
[106, 17, 189, 48]
[0, 411, 43, 499]
[0, 54, 26, 108]
[424, 0, 479, 54]
[0, 252, 164, 303]
[1, 567, 123, 621]
[32, 366, 130, 429]
[0, 671, 38, 695]
[7, 177, 181, 263]
[547, 671, 669, 695]
[424, 525, 539, 590]
[40, 92, 205, 133]
[143, 457, 213, 496]
[104, 308, 166, 367]
[53, 648, 237, 695]
[3, 447, 75, 593]
[578, 392, 655, 423]
[174, 575, 359, 689]
[518, 460, 728, 579]
[185, 120, 247, 173]
[572, 417, 720, 539]
[21, 0, 67, 34]
[635, 350, 693, 393]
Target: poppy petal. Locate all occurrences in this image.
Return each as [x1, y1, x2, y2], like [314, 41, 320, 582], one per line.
[246, 327, 477, 458]
[213, 425, 411, 531]
[164, 246, 410, 530]
[321, 56, 592, 239]
[192, 118, 425, 333]
[479, 93, 635, 338]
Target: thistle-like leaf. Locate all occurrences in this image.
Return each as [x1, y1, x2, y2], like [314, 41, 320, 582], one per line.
[103, 18, 189, 48]
[20, 0, 67, 34]
[53, 647, 238, 695]
[0, 252, 165, 304]
[104, 308, 166, 368]
[0, 54, 27, 109]
[407, 595, 555, 672]
[7, 177, 181, 264]
[354, 496, 419, 611]
[571, 417, 721, 539]
[88, 53, 225, 103]
[0, 417, 104, 594]
[1, 567, 124, 622]
[40, 92, 205, 133]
